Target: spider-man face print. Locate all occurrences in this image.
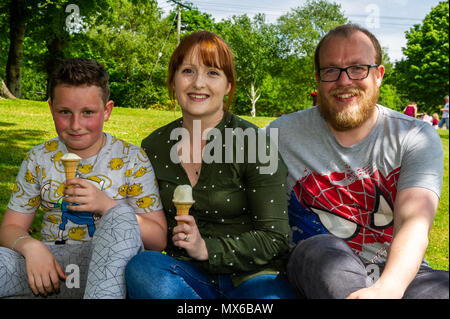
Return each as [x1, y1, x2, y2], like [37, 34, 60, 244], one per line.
[288, 167, 399, 257]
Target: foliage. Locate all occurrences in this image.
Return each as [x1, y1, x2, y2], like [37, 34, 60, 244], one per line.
[84, 0, 176, 108]
[219, 14, 285, 115]
[0, 0, 448, 117]
[394, 0, 449, 114]
[276, 0, 348, 111]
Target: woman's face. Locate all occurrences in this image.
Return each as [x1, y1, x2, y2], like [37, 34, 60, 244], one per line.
[172, 46, 231, 120]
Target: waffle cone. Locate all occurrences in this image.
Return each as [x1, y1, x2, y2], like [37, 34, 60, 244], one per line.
[173, 201, 194, 225]
[62, 159, 80, 186]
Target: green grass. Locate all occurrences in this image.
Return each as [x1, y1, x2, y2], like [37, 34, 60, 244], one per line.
[0, 98, 448, 270]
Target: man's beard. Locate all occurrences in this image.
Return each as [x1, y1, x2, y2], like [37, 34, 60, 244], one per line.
[317, 86, 379, 131]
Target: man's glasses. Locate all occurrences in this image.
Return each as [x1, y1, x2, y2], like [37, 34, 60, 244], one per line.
[318, 64, 378, 82]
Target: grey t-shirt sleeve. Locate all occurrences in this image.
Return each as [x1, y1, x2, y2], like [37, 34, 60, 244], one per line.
[397, 123, 444, 197]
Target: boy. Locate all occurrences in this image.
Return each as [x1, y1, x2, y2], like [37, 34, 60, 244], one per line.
[0, 58, 166, 298]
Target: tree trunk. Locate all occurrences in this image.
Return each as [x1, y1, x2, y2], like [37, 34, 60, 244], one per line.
[6, 0, 26, 98]
[0, 79, 16, 99]
[45, 36, 66, 99]
[249, 82, 261, 117]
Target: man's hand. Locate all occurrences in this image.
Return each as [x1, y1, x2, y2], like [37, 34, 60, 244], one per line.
[64, 178, 117, 216]
[346, 283, 403, 299]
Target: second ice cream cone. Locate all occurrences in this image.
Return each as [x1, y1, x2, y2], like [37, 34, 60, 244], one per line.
[173, 201, 194, 225]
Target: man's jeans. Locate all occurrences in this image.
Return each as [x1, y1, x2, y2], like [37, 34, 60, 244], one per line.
[126, 251, 296, 299]
[287, 234, 449, 299]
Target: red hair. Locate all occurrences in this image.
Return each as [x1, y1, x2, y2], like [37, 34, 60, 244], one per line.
[168, 31, 236, 111]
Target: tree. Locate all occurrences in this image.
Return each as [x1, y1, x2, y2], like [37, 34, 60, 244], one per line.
[394, 1, 449, 113]
[167, 1, 216, 34]
[3, 0, 108, 99]
[220, 14, 283, 116]
[86, 0, 175, 107]
[277, 0, 348, 108]
[5, 0, 27, 98]
[0, 78, 16, 99]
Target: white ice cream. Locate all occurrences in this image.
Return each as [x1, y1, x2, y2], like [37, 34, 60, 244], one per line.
[61, 153, 81, 161]
[173, 185, 194, 203]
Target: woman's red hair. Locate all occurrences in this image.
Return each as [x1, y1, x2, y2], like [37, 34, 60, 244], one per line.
[168, 31, 236, 111]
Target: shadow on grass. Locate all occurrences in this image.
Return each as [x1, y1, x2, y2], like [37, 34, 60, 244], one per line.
[0, 121, 17, 127]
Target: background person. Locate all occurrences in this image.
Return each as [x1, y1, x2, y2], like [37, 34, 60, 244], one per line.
[438, 95, 449, 129]
[403, 101, 418, 118]
[432, 113, 439, 128]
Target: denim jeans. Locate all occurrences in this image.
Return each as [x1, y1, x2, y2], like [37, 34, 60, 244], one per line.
[438, 117, 449, 129]
[125, 251, 296, 299]
[287, 234, 449, 299]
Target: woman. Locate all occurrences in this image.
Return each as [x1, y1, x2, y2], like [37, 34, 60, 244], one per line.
[125, 31, 295, 299]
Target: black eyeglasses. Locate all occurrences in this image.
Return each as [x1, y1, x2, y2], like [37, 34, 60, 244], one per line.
[318, 64, 378, 82]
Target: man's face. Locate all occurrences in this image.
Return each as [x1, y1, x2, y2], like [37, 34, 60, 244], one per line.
[316, 31, 385, 131]
[49, 84, 113, 158]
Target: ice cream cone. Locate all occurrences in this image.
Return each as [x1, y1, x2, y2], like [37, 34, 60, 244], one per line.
[173, 201, 194, 225]
[60, 154, 81, 207]
[62, 159, 79, 179]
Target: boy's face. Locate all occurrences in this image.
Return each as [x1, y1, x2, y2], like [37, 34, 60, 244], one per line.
[49, 84, 113, 158]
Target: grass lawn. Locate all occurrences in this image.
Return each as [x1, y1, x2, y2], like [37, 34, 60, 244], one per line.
[0, 98, 448, 270]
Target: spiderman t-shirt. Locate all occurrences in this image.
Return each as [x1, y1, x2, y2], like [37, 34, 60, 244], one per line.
[267, 105, 443, 263]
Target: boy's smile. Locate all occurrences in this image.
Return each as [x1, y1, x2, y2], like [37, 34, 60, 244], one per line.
[49, 84, 113, 158]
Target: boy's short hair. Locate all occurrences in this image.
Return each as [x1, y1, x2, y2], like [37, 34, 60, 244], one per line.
[48, 58, 110, 104]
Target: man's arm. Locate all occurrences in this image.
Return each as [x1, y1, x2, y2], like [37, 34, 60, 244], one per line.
[347, 186, 438, 299]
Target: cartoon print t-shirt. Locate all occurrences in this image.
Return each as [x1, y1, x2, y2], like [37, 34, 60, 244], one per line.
[8, 133, 162, 245]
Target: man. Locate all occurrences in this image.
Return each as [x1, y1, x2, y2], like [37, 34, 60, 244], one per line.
[438, 95, 449, 129]
[267, 24, 449, 299]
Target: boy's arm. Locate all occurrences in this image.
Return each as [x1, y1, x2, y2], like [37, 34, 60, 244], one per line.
[136, 210, 167, 251]
[0, 208, 36, 252]
[0, 208, 66, 296]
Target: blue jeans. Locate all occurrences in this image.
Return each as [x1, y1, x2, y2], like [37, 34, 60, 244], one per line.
[125, 251, 296, 299]
[438, 117, 449, 129]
